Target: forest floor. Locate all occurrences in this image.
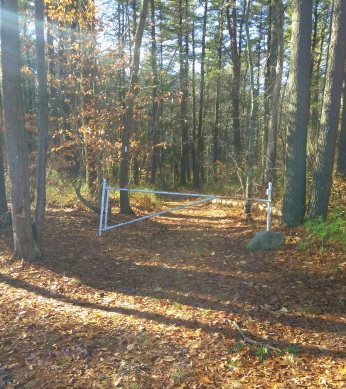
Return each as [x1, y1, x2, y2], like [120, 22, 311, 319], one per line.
[0, 198, 345, 388]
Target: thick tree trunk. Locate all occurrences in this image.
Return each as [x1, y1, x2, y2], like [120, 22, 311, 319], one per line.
[33, 0, 49, 249]
[336, 68, 346, 177]
[309, 0, 331, 160]
[0, 133, 10, 227]
[309, 0, 346, 220]
[0, 88, 11, 226]
[1, 0, 37, 259]
[282, 0, 312, 226]
[120, 0, 149, 214]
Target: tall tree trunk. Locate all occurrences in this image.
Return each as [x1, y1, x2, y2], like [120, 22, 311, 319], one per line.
[281, 0, 312, 226]
[179, 0, 189, 186]
[262, 2, 272, 176]
[264, 0, 284, 186]
[309, 0, 346, 220]
[33, 0, 49, 250]
[191, 16, 197, 179]
[1, 0, 37, 259]
[0, 132, 10, 227]
[0, 91, 10, 226]
[309, 0, 331, 165]
[336, 67, 346, 177]
[194, 0, 208, 188]
[148, 0, 160, 184]
[244, 0, 258, 216]
[120, 0, 149, 214]
[226, 1, 242, 158]
[213, 5, 223, 171]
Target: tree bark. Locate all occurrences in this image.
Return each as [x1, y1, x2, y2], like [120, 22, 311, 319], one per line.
[1, 0, 37, 259]
[336, 67, 346, 178]
[282, 0, 312, 226]
[178, 0, 189, 186]
[244, 0, 258, 216]
[33, 0, 49, 249]
[213, 5, 223, 170]
[309, 0, 346, 220]
[0, 86, 10, 226]
[148, 0, 160, 184]
[264, 0, 284, 186]
[226, 1, 242, 158]
[120, 0, 149, 214]
[194, 0, 208, 188]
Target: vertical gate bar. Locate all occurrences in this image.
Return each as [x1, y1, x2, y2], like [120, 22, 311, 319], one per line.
[98, 178, 107, 236]
[266, 182, 272, 231]
[104, 187, 110, 230]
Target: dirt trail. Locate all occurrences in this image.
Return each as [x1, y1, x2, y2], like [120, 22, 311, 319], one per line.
[0, 203, 345, 388]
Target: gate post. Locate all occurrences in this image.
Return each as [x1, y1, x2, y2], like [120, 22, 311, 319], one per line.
[98, 178, 107, 236]
[266, 182, 272, 231]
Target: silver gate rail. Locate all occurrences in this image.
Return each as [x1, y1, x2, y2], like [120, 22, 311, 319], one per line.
[98, 178, 272, 236]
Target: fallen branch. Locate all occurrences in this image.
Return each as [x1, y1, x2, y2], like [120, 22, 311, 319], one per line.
[233, 321, 288, 352]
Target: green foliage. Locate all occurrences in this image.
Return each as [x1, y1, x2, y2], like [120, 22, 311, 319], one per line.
[46, 169, 76, 208]
[305, 209, 346, 250]
[170, 366, 195, 384]
[286, 344, 299, 355]
[129, 190, 158, 210]
[228, 341, 244, 354]
[256, 345, 271, 362]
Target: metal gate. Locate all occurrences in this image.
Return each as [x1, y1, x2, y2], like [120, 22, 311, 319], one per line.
[98, 178, 272, 236]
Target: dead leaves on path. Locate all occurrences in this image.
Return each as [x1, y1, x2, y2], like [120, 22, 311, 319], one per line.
[0, 203, 345, 388]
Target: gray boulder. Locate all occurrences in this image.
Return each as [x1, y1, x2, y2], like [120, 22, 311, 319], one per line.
[246, 230, 285, 251]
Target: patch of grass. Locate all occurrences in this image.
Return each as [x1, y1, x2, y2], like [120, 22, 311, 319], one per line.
[171, 368, 194, 384]
[124, 384, 142, 389]
[56, 358, 69, 368]
[283, 352, 299, 366]
[228, 341, 244, 354]
[305, 208, 346, 251]
[223, 358, 239, 370]
[43, 336, 58, 351]
[282, 345, 300, 366]
[136, 331, 149, 344]
[46, 169, 76, 208]
[256, 345, 271, 362]
[195, 248, 209, 258]
[297, 240, 307, 250]
[298, 302, 321, 314]
[172, 301, 181, 310]
[99, 335, 116, 347]
[286, 344, 299, 355]
[332, 258, 344, 272]
[130, 191, 158, 210]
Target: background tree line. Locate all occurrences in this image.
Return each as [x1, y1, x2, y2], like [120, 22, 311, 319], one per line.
[0, 0, 345, 260]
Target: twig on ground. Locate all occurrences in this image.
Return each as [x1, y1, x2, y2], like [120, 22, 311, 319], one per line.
[233, 321, 292, 352]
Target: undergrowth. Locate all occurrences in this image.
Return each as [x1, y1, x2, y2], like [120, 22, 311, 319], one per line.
[305, 208, 346, 251]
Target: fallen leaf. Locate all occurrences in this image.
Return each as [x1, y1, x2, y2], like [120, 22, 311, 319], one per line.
[198, 375, 213, 384]
[163, 356, 175, 362]
[112, 374, 122, 386]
